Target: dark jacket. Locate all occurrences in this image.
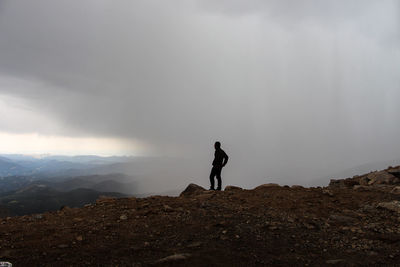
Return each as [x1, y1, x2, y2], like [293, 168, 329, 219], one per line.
[212, 148, 229, 167]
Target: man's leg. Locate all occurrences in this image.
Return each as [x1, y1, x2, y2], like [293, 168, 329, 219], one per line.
[209, 167, 215, 190]
[216, 167, 222, 190]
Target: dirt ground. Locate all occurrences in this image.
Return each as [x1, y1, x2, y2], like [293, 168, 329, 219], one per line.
[1, 183, 400, 266]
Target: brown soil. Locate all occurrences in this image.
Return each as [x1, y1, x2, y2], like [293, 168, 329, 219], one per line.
[1, 183, 400, 266]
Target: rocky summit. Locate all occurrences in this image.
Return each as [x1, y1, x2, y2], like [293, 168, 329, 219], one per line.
[1, 167, 400, 266]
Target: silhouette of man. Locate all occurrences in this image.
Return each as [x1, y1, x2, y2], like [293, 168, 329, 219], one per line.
[210, 141, 229, 191]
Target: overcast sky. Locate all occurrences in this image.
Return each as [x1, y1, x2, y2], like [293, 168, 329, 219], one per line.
[0, 0, 399, 186]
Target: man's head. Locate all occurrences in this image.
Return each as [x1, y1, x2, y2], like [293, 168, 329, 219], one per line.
[214, 141, 221, 149]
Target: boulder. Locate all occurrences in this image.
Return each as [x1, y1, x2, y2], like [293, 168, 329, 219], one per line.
[329, 178, 357, 187]
[255, 183, 280, 190]
[329, 179, 343, 187]
[180, 183, 206, 197]
[367, 171, 397, 185]
[343, 178, 359, 187]
[96, 196, 117, 204]
[390, 186, 400, 194]
[387, 166, 400, 178]
[291, 185, 304, 189]
[224, 185, 243, 192]
[377, 201, 400, 213]
[358, 175, 370, 186]
[322, 189, 334, 197]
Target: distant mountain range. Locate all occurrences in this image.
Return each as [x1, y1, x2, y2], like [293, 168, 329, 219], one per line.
[32, 173, 138, 195]
[0, 154, 137, 178]
[0, 154, 198, 195]
[0, 173, 137, 216]
[0, 155, 144, 217]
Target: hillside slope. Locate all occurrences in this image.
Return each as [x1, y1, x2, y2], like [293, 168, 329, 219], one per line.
[1, 167, 400, 266]
[0, 185, 126, 216]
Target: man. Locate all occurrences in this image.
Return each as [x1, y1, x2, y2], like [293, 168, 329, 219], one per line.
[210, 141, 229, 191]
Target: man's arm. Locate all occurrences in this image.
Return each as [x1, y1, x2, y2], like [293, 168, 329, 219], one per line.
[222, 152, 229, 167]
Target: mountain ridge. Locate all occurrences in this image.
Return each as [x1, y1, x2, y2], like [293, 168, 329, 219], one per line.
[1, 166, 400, 265]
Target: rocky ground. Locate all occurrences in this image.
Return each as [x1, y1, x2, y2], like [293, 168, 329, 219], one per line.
[1, 167, 400, 266]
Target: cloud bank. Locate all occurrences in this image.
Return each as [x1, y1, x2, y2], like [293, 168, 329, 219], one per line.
[0, 0, 399, 185]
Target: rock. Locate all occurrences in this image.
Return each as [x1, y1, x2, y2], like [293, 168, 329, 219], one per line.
[291, 185, 304, 189]
[224, 185, 243, 191]
[76, 235, 83, 241]
[120, 214, 128, 220]
[343, 178, 359, 187]
[329, 179, 344, 187]
[367, 171, 397, 185]
[96, 196, 116, 203]
[59, 205, 71, 211]
[322, 189, 334, 197]
[330, 178, 358, 187]
[359, 175, 370, 186]
[387, 166, 400, 177]
[377, 201, 400, 213]
[180, 183, 206, 197]
[155, 253, 191, 264]
[390, 186, 400, 194]
[255, 183, 280, 190]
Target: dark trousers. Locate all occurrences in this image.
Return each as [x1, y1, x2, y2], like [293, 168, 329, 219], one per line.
[210, 166, 222, 190]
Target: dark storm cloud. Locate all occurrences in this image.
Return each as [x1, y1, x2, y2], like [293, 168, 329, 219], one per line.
[0, 0, 399, 185]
